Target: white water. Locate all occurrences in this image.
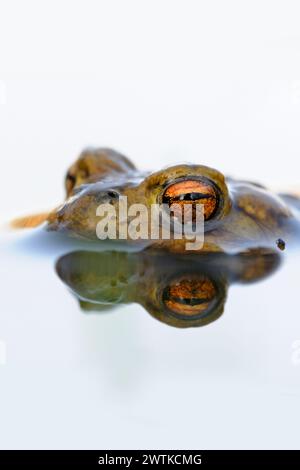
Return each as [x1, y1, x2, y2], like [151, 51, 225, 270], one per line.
[1, 229, 300, 449]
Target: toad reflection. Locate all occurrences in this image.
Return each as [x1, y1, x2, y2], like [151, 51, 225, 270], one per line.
[56, 249, 281, 328]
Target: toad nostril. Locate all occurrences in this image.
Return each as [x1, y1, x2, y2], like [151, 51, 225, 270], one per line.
[107, 190, 120, 200]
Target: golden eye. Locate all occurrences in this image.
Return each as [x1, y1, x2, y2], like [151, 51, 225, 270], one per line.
[163, 277, 216, 317]
[163, 179, 218, 222]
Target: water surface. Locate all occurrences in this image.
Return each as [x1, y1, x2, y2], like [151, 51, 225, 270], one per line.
[1, 229, 300, 449]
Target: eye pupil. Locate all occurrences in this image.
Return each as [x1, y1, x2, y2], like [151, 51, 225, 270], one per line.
[178, 192, 214, 202]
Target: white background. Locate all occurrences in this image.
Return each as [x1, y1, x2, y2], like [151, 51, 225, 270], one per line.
[1, 0, 300, 450]
[1, 1, 300, 219]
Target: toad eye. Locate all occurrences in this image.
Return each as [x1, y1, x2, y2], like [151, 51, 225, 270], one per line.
[162, 277, 217, 317]
[162, 179, 218, 222]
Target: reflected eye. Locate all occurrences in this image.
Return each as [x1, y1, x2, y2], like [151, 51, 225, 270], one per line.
[163, 277, 216, 317]
[162, 179, 218, 222]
